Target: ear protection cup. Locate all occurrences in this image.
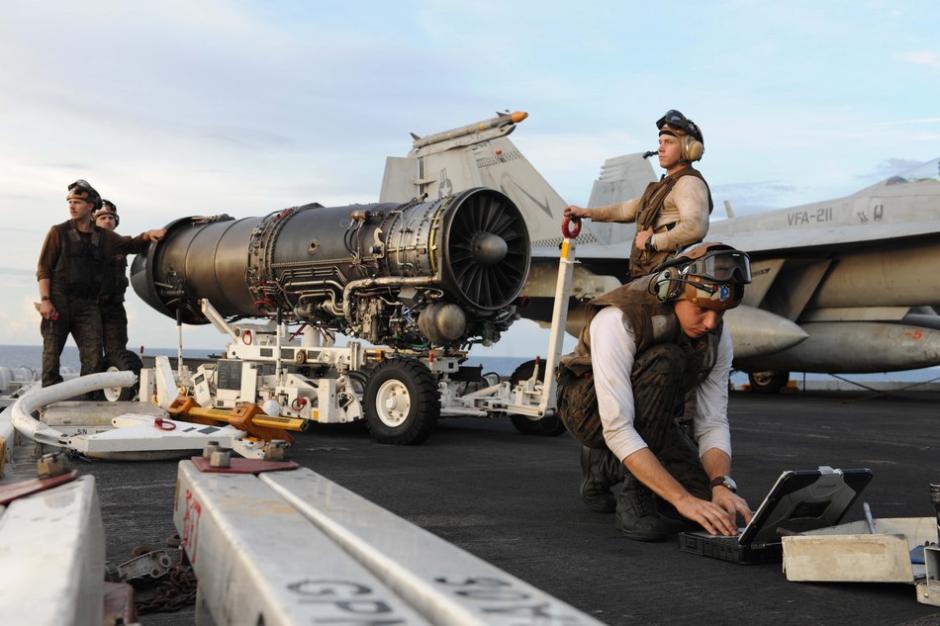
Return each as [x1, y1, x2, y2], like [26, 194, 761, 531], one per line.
[682, 135, 705, 161]
[655, 268, 678, 302]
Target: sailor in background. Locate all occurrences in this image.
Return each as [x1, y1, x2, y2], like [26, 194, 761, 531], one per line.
[565, 109, 713, 278]
[558, 243, 753, 541]
[93, 200, 132, 365]
[36, 180, 165, 387]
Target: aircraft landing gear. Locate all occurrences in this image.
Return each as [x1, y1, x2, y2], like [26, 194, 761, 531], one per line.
[748, 370, 790, 394]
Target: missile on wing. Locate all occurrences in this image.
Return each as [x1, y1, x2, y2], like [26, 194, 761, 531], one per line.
[411, 111, 528, 149]
[130, 188, 530, 348]
[734, 321, 940, 373]
[723, 305, 808, 360]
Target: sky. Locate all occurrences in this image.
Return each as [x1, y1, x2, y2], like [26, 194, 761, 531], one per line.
[0, 0, 938, 356]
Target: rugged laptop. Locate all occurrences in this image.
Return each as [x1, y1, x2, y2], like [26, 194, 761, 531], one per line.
[679, 466, 874, 564]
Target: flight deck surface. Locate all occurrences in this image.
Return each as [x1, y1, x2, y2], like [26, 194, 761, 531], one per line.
[87, 391, 940, 626]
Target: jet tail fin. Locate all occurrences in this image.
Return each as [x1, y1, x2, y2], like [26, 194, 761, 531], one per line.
[583, 153, 656, 246]
[587, 153, 656, 207]
[379, 112, 570, 246]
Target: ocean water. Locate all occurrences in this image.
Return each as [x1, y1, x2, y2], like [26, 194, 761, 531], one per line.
[1, 344, 936, 383]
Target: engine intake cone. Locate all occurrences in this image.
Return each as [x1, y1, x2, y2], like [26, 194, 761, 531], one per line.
[472, 232, 509, 265]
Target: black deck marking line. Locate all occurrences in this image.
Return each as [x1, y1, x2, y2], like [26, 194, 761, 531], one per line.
[198, 426, 220, 434]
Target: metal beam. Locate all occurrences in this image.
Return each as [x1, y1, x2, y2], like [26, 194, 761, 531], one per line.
[174, 461, 430, 626]
[263, 468, 605, 626]
[0, 475, 104, 626]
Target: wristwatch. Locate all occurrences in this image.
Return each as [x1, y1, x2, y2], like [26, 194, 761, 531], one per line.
[710, 475, 737, 492]
[41, 296, 50, 301]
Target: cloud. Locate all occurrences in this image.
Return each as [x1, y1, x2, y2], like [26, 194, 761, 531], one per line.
[876, 117, 940, 126]
[895, 51, 940, 68]
[710, 180, 803, 215]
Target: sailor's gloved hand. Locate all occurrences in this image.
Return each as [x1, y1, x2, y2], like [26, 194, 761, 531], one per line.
[564, 205, 591, 219]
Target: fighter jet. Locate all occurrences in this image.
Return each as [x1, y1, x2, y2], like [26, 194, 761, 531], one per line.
[380, 112, 940, 393]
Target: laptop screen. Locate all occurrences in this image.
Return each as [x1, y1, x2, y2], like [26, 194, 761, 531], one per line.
[738, 467, 873, 547]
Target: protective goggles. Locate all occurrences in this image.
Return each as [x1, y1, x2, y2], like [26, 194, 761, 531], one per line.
[66, 179, 100, 202]
[681, 249, 751, 284]
[68, 179, 94, 193]
[656, 109, 703, 143]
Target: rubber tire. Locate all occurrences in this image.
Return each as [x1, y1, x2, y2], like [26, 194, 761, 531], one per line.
[508, 359, 566, 437]
[747, 370, 790, 394]
[103, 350, 142, 401]
[363, 358, 440, 445]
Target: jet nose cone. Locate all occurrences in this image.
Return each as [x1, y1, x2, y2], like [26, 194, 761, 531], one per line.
[472, 232, 509, 265]
[724, 305, 808, 359]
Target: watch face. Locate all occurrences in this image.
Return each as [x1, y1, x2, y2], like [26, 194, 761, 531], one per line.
[712, 475, 737, 491]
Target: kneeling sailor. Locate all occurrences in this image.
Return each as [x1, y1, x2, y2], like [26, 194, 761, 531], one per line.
[559, 243, 753, 540]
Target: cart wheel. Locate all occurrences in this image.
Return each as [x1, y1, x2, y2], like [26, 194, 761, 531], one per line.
[102, 350, 142, 402]
[364, 358, 440, 445]
[747, 370, 790, 394]
[507, 360, 566, 437]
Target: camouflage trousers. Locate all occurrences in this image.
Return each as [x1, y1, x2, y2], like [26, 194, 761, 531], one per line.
[41, 295, 103, 387]
[100, 300, 128, 360]
[592, 343, 711, 500]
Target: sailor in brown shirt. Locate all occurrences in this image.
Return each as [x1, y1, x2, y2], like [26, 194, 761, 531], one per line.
[36, 180, 165, 387]
[565, 110, 713, 278]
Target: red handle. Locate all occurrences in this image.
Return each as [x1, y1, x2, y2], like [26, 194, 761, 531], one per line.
[562, 216, 581, 239]
[154, 417, 177, 431]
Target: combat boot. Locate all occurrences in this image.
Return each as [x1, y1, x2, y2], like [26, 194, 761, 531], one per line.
[615, 475, 670, 541]
[579, 446, 617, 513]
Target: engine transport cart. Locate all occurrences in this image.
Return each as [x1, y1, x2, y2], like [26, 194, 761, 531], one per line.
[137, 216, 582, 446]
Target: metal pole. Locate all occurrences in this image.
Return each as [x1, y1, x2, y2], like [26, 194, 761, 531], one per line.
[176, 308, 183, 378]
[275, 308, 283, 384]
[538, 217, 580, 414]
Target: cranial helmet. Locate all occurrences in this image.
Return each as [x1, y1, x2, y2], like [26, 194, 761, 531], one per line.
[66, 179, 102, 211]
[656, 109, 705, 162]
[650, 242, 751, 310]
[94, 199, 119, 227]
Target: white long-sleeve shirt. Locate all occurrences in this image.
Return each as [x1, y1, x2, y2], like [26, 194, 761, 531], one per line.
[590, 306, 733, 462]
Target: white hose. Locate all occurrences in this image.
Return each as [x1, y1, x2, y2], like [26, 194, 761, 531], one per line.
[11, 372, 137, 447]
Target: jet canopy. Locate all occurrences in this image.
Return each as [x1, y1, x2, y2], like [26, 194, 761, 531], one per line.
[884, 157, 940, 185]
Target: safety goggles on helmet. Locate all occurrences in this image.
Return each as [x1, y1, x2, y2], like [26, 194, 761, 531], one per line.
[66, 179, 100, 200]
[656, 109, 703, 143]
[68, 179, 94, 193]
[681, 248, 751, 284]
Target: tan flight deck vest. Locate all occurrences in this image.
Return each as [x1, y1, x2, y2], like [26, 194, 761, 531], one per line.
[629, 166, 714, 278]
[557, 278, 722, 449]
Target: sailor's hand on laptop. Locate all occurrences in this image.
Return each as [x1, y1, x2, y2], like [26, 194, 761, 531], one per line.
[675, 494, 738, 536]
[712, 488, 753, 528]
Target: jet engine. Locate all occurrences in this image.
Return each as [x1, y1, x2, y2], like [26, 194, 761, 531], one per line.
[131, 188, 531, 348]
